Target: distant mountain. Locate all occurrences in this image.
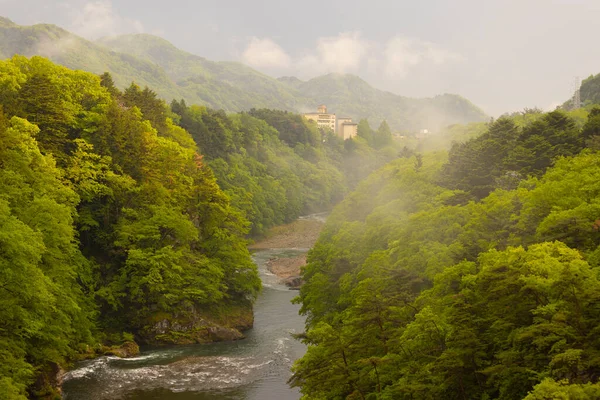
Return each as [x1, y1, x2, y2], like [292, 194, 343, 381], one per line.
[580, 73, 600, 106]
[561, 74, 600, 110]
[0, 18, 182, 97]
[284, 73, 487, 130]
[96, 34, 307, 111]
[1, 17, 488, 130]
[0, 19, 295, 111]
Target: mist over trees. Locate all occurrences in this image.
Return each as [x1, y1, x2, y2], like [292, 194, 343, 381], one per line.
[292, 106, 600, 399]
[0, 55, 406, 399]
[4, 42, 600, 400]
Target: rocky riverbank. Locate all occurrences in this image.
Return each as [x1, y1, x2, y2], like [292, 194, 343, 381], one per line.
[250, 215, 325, 288]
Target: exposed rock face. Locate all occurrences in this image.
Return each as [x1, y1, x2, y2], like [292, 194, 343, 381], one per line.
[207, 326, 245, 342]
[142, 303, 253, 345]
[249, 218, 323, 250]
[282, 276, 304, 289]
[30, 362, 65, 399]
[252, 214, 326, 290]
[103, 341, 140, 358]
[266, 254, 306, 279]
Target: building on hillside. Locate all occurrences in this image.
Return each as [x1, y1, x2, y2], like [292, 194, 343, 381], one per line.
[337, 118, 358, 140]
[336, 117, 351, 133]
[339, 123, 358, 140]
[303, 105, 357, 140]
[303, 104, 336, 132]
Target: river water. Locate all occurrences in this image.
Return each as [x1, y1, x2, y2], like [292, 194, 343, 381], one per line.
[62, 247, 309, 400]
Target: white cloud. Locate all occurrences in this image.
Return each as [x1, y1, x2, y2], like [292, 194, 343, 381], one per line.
[242, 37, 291, 69]
[240, 32, 463, 82]
[383, 37, 463, 78]
[298, 32, 369, 75]
[65, 1, 144, 39]
[35, 35, 78, 57]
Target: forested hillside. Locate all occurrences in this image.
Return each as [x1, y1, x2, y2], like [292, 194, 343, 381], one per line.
[280, 73, 488, 131]
[96, 34, 306, 112]
[293, 108, 600, 399]
[0, 17, 487, 131]
[581, 73, 600, 106]
[0, 54, 408, 399]
[5, 5, 600, 400]
[0, 55, 262, 398]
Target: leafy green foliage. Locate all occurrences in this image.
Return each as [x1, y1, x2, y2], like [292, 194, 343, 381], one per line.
[357, 118, 374, 145]
[0, 55, 410, 397]
[293, 107, 600, 399]
[172, 102, 400, 235]
[0, 112, 94, 398]
[580, 73, 600, 106]
[248, 108, 320, 147]
[373, 120, 393, 149]
[0, 56, 264, 396]
[442, 111, 584, 198]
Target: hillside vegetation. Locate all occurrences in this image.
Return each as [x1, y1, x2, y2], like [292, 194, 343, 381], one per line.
[0, 17, 487, 131]
[0, 54, 411, 399]
[581, 73, 600, 106]
[0, 55, 262, 398]
[293, 107, 600, 399]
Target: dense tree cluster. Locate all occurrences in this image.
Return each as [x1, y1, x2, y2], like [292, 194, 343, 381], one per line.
[581, 73, 600, 107]
[0, 55, 405, 398]
[0, 56, 264, 398]
[172, 104, 401, 235]
[441, 112, 585, 199]
[293, 109, 600, 399]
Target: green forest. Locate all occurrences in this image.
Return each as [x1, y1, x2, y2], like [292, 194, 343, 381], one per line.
[5, 3, 600, 399]
[291, 107, 600, 398]
[4, 49, 600, 400]
[0, 55, 406, 399]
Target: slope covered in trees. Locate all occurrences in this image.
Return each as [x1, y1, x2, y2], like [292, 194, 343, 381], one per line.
[0, 55, 265, 398]
[0, 17, 488, 131]
[281, 72, 488, 131]
[170, 104, 343, 235]
[562, 72, 600, 110]
[0, 54, 408, 399]
[580, 73, 600, 106]
[293, 109, 600, 399]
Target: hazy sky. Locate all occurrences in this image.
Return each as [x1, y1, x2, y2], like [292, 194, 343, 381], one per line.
[2, 0, 600, 116]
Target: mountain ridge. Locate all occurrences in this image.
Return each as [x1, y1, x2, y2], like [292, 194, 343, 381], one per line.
[1, 18, 488, 130]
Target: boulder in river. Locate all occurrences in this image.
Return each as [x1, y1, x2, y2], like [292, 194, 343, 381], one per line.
[103, 341, 140, 358]
[141, 302, 253, 345]
[282, 276, 304, 289]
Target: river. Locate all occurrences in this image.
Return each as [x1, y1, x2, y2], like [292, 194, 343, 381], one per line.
[62, 246, 310, 399]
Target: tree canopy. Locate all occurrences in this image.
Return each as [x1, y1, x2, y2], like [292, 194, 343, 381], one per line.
[293, 106, 600, 399]
[0, 55, 408, 398]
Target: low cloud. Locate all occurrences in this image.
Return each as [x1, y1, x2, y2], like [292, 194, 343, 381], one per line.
[239, 32, 463, 81]
[383, 37, 464, 78]
[242, 37, 291, 69]
[298, 32, 369, 75]
[35, 35, 78, 57]
[65, 0, 144, 39]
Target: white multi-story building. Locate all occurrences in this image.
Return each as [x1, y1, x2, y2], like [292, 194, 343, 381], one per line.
[303, 105, 337, 132]
[303, 105, 357, 140]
